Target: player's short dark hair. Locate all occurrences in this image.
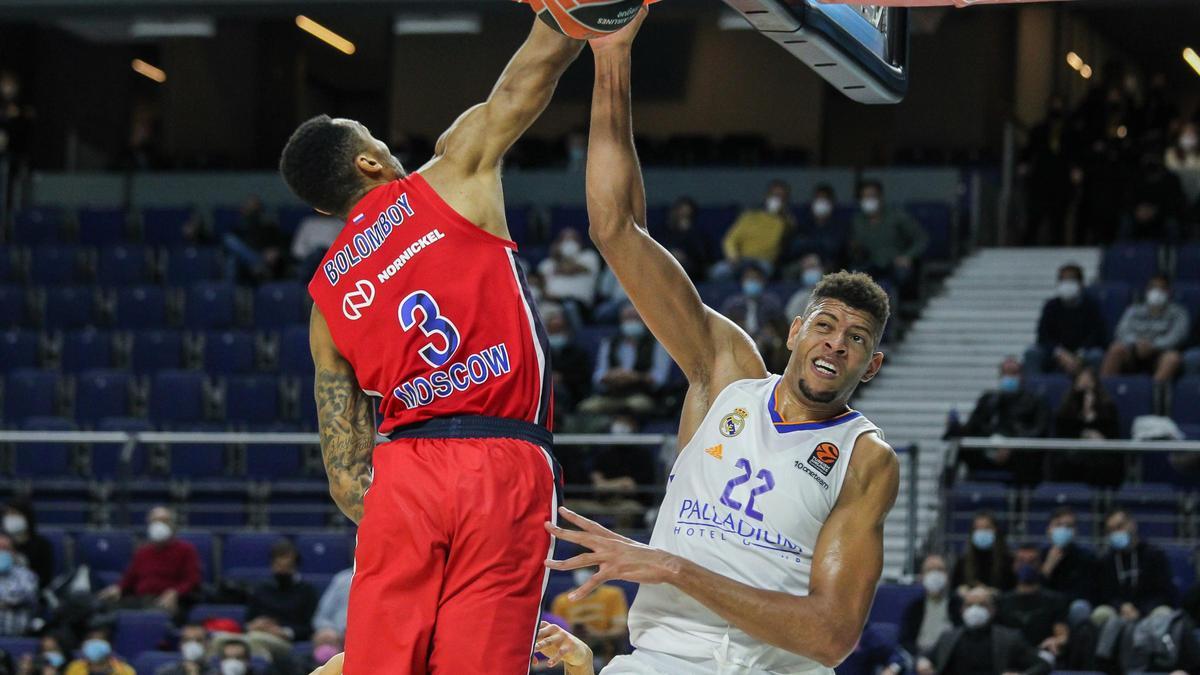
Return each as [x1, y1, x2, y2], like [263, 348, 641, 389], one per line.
[279, 114, 367, 216]
[805, 270, 890, 343]
[813, 183, 836, 199]
[1057, 264, 1083, 282]
[857, 178, 883, 196]
[1050, 506, 1076, 521]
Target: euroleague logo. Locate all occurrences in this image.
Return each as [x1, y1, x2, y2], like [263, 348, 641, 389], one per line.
[806, 442, 840, 477]
[342, 280, 376, 321]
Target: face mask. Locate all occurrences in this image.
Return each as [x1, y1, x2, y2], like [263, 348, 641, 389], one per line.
[998, 376, 1020, 393]
[764, 196, 784, 214]
[547, 333, 568, 350]
[148, 521, 172, 543]
[742, 280, 764, 297]
[3, 514, 27, 536]
[802, 269, 823, 287]
[962, 605, 991, 629]
[620, 320, 645, 339]
[44, 652, 65, 668]
[1016, 563, 1039, 585]
[1108, 530, 1131, 550]
[1050, 526, 1074, 548]
[811, 198, 833, 219]
[181, 641, 206, 662]
[1146, 288, 1168, 307]
[314, 645, 340, 665]
[1056, 280, 1081, 302]
[220, 659, 248, 675]
[559, 240, 581, 257]
[573, 568, 595, 588]
[922, 570, 948, 595]
[0, 551, 12, 574]
[972, 528, 996, 550]
[82, 639, 111, 663]
[1181, 134, 1198, 151]
[860, 197, 881, 215]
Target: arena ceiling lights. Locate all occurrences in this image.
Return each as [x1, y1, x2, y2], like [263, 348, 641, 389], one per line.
[392, 13, 482, 36]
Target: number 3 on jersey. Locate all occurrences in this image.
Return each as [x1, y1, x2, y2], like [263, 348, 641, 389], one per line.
[398, 291, 461, 368]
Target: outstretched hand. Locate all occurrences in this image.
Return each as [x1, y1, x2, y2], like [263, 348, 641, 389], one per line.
[532, 621, 592, 670]
[588, 6, 649, 54]
[545, 506, 680, 600]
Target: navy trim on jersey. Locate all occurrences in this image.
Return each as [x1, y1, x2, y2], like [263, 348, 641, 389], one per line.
[768, 381, 862, 433]
[511, 256, 554, 429]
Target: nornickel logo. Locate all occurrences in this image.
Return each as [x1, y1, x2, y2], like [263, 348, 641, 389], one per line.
[342, 280, 376, 321]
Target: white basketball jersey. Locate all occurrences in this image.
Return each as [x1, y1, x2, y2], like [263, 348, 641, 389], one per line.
[627, 375, 881, 674]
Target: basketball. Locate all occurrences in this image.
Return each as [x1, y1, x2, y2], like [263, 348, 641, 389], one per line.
[529, 0, 647, 40]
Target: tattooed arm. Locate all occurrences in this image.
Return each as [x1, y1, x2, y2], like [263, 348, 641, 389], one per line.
[310, 305, 376, 523]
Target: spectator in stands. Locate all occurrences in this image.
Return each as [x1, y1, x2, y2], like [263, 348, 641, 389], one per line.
[1101, 275, 1189, 392]
[64, 628, 133, 675]
[1165, 121, 1200, 171]
[16, 634, 68, 674]
[1028, 264, 1106, 375]
[952, 356, 1049, 483]
[305, 631, 343, 675]
[543, 305, 592, 414]
[538, 228, 601, 316]
[593, 265, 629, 324]
[1019, 95, 1075, 246]
[290, 213, 342, 281]
[1052, 368, 1124, 485]
[0, 70, 34, 186]
[783, 254, 825, 321]
[550, 568, 629, 662]
[719, 263, 784, 339]
[0, 532, 37, 636]
[3, 501, 53, 589]
[154, 624, 209, 675]
[1039, 507, 1097, 603]
[997, 545, 1069, 652]
[783, 184, 848, 274]
[312, 566, 352, 643]
[849, 180, 927, 299]
[1184, 582, 1199, 626]
[900, 554, 962, 657]
[712, 180, 794, 280]
[245, 539, 317, 664]
[1120, 150, 1186, 241]
[97, 506, 199, 618]
[916, 587, 1051, 675]
[1096, 509, 1177, 619]
[654, 197, 710, 282]
[223, 195, 290, 283]
[578, 303, 671, 415]
[952, 512, 1016, 593]
[212, 637, 254, 675]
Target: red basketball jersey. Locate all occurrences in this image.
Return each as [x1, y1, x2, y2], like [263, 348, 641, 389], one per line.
[307, 173, 552, 435]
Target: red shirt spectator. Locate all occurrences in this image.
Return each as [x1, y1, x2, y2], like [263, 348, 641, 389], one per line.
[119, 537, 200, 598]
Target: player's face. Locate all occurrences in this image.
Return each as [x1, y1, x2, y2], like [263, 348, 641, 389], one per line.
[333, 118, 405, 179]
[785, 299, 883, 405]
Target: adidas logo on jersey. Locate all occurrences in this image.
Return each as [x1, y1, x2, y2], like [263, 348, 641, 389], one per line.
[705, 444, 723, 460]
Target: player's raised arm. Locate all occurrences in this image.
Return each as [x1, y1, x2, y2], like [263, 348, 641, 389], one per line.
[586, 14, 765, 396]
[432, 19, 584, 176]
[309, 306, 376, 524]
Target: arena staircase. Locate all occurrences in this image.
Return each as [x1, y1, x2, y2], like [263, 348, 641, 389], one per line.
[854, 247, 1101, 579]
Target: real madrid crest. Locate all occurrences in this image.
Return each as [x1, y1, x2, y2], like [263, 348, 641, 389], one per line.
[719, 407, 749, 437]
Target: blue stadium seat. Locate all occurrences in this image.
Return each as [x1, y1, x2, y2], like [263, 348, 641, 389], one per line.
[187, 505, 250, 528]
[164, 246, 221, 285]
[0, 637, 39, 660]
[1101, 243, 1158, 289]
[1162, 544, 1196, 594]
[1088, 282, 1131, 336]
[184, 282, 236, 329]
[39, 529, 71, 577]
[307, 572, 335, 597]
[176, 531, 216, 583]
[77, 530, 135, 575]
[187, 604, 248, 626]
[506, 204, 531, 243]
[1174, 282, 1200, 320]
[1029, 482, 1095, 512]
[204, 330, 256, 374]
[279, 325, 312, 375]
[245, 443, 304, 480]
[41, 287, 98, 331]
[695, 204, 741, 244]
[0, 330, 39, 371]
[0, 250, 14, 284]
[113, 609, 173, 657]
[131, 652, 182, 675]
[169, 437, 227, 480]
[15, 416, 74, 477]
[29, 246, 85, 285]
[77, 208, 127, 246]
[3, 369, 59, 423]
[1177, 243, 1200, 282]
[574, 326, 618, 365]
[75, 369, 133, 424]
[211, 206, 243, 237]
[11, 207, 65, 245]
[94, 418, 151, 478]
[267, 505, 332, 528]
[254, 282, 305, 329]
[867, 584, 924, 624]
[1114, 483, 1180, 538]
[296, 376, 316, 429]
[696, 281, 741, 308]
[1023, 373, 1071, 416]
[142, 207, 195, 245]
[905, 202, 953, 261]
[225, 566, 273, 587]
[1102, 375, 1154, 438]
[128, 329, 183, 372]
[225, 375, 279, 424]
[278, 206, 314, 235]
[111, 286, 168, 330]
[548, 205, 589, 239]
[947, 482, 1010, 531]
[61, 330, 112, 372]
[95, 245, 153, 285]
[149, 370, 207, 424]
[0, 287, 26, 328]
[1174, 376, 1200, 425]
[294, 533, 352, 575]
[223, 532, 284, 572]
